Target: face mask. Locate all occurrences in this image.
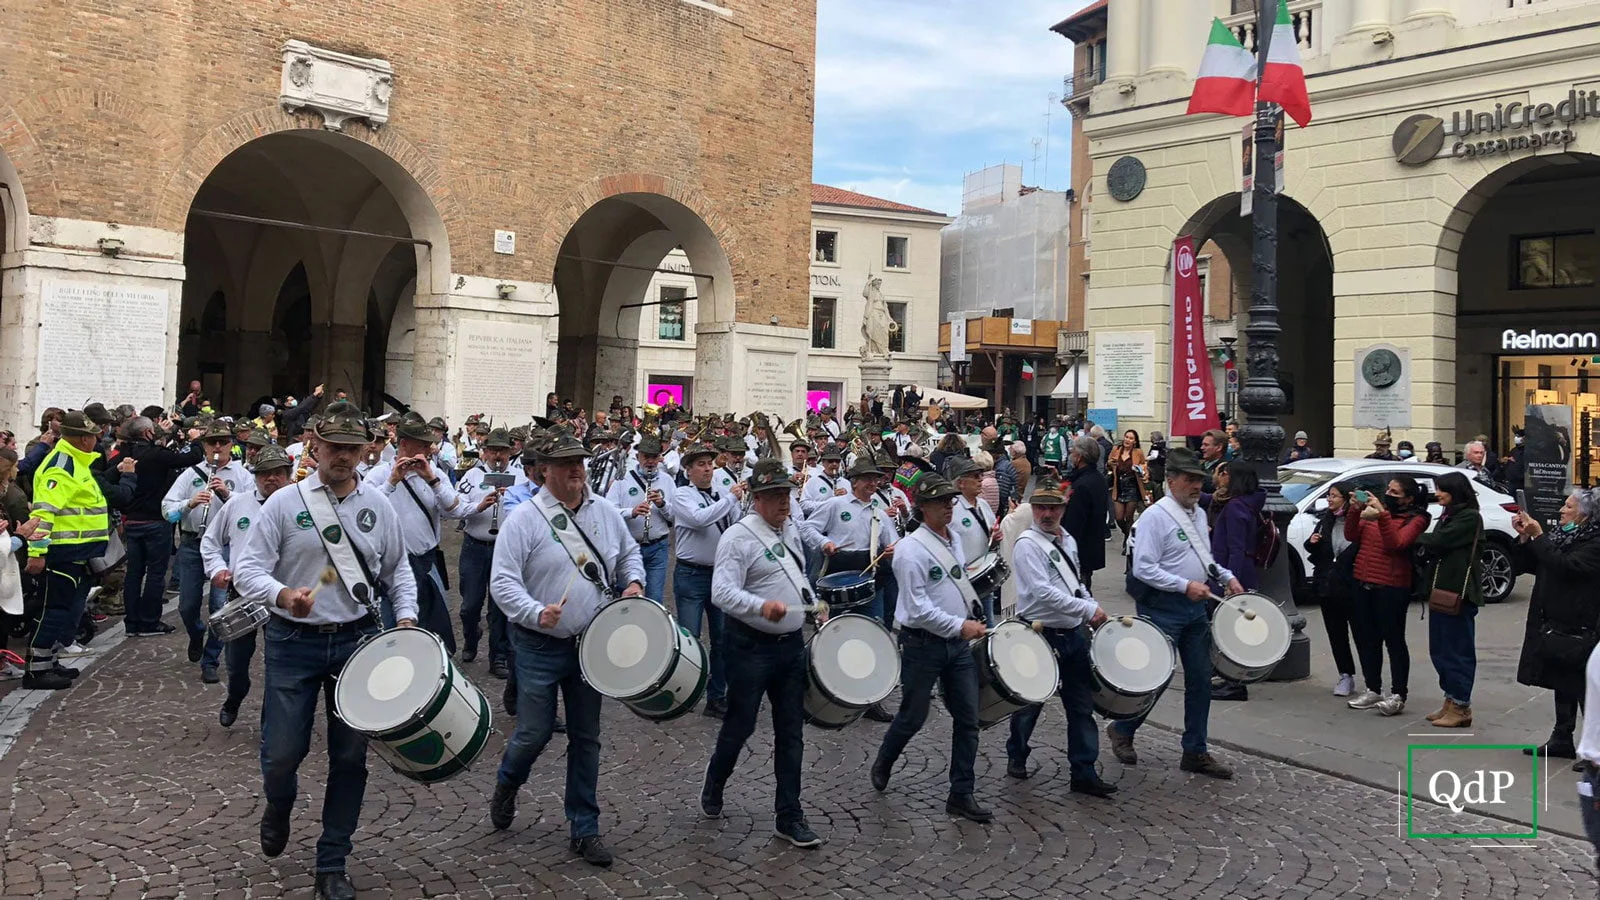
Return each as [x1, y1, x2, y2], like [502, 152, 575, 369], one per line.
[1562, 521, 1579, 533]
[1382, 494, 1404, 512]
[1515, 436, 1525, 446]
[1398, 449, 1413, 459]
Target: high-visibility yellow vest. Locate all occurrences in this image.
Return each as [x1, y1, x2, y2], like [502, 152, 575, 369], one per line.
[29, 440, 110, 559]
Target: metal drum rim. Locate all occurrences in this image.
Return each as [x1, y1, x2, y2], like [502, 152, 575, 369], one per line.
[334, 627, 452, 735]
[578, 597, 679, 700]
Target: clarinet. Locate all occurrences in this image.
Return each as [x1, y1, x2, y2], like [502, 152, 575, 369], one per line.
[197, 460, 218, 533]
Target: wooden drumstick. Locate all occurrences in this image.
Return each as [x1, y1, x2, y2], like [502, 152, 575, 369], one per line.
[1206, 594, 1258, 619]
[865, 546, 892, 571]
[305, 567, 339, 601]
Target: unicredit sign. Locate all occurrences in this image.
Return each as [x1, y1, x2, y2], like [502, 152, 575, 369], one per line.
[1502, 329, 1599, 351]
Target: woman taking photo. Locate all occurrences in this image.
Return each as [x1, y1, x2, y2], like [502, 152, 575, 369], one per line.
[1513, 488, 1600, 758]
[1209, 461, 1267, 702]
[1345, 474, 1431, 716]
[1307, 482, 1360, 697]
[1416, 471, 1484, 728]
[1106, 429, 1149, 548]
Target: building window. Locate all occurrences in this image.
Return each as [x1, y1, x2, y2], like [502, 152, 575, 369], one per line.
[888, 302, 907, 353]
[811, 297, 836, 349]
[885, 235, 909, 270]
[815, 230, 838, 264]
[658, 286, 687, 340]
[1514, 232, 1595, 289]
[992, 307, 1015, 318]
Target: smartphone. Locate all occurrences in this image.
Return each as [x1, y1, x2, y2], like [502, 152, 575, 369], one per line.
[483, 472, 517, 489]
[1354, 490, 1370, 504]
[1516, 489, 1528, 511]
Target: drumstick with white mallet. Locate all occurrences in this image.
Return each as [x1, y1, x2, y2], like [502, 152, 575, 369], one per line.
[305, 567, 339, 602]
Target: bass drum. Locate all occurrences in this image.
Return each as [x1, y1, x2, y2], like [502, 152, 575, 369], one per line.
[1089, 616, 1176, 720]
[972, 619, 1059, 728]
[334, 627, 493, 783]
[803, 614, 900, 728]
[579, 597, 707, 721]
[1211, 591, 1292, 684]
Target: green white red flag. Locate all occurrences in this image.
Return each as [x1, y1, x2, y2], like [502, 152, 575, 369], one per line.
[1186, 18, 1255, 118]
[1021, 359, 1035, 382]
[1257, 0, 1312, 127]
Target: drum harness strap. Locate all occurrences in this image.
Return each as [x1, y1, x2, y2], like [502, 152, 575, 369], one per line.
[1149, 496, 1224, 586]
[1017, 530, 1088, 599]
[529, 492, 617, 601]
[296, 481, 384, 623]
[907, 525, 984, 621]
[736, 519, 814, 607]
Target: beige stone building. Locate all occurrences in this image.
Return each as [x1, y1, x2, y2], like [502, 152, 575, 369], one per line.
[622, 185, 950, 415]
[0, 0, 817, 430]
[1056, 0, 1600, 463]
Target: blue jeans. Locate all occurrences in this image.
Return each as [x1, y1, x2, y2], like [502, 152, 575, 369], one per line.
[458, 537, 508, 662]
[1428, 601, 1478, 705]
[122, 521, 172, 630]
[225, 627, 257, 711]
[674, 562, 726, 703]
[875, 628, 981, 795]
[176, 537, 227, 668]
[1111, 589, 1212, 756]
[259, 616, 380, 872]
[496, 626, 602, 839]
[639, 539, 669, 606]
[1007, 626, 1100, 782]
[705, 622, 807, 825]
[30, 559, 90, 654]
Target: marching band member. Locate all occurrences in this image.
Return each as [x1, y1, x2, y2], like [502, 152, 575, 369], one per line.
[605, 433, 674, 605]
[701, 458, 825, 849]
[800, 445, 847, 517]
[497, 436, 552, 723]
[671, 441, 746, 718]
[364, 413, 467, 652]
[713, 435, 748, 495]
[201, 444, 293, 727]
[455, 428, 523, 678]
[231, 402, 418, 900]
[1002, 483, 1116, 797]
[869, 474, 993, 823]
[947, 458, 1002, 624]
[161, 421, 247, 684]
[1107, 447, 1241, 780]
[785, 440, 811, 478]
[489, 431, 645, 868]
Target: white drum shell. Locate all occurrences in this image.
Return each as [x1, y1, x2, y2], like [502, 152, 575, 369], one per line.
[210, 597, 268, 643]
[1089, 616, 1177, 721]
[972, 621, 1059, 729]
[804, 614, 899, 729]
[578, 598, 708, 721]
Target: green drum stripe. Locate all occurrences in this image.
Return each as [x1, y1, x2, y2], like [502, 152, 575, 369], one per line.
[631, 656, 708, 722]
[406, 694, 494, 784]
[375, 666, 457, 741]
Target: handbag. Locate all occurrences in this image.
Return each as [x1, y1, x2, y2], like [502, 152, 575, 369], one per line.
[1539, 622, 1599, 668]
[1426, 528, 1478, 616]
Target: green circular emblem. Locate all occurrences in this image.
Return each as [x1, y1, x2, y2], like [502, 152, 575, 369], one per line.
[294, 511, 314, 530]
[553, 513, 569, 531]
[629, 487, 639, 495]
[841, 511, 852, 522]
[1050, 549, 1061, 561]
[1177, 529, 1189, 542]
[962, 518, 972, 528]
[764, 549, 775, 561]
[773, 544, 786, 557]
[929, 566, 943, 582]
[193, 477, 204, 487]
[237, 517, 250, 531]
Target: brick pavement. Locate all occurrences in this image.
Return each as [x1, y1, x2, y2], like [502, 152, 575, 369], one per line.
[0, 625, 1595, 899]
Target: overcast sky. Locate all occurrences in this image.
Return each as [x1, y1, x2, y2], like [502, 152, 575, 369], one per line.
[813, 0, 1093, 216]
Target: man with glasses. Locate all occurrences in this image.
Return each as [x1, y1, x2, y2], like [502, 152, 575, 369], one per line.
[162, 421, 248, 682]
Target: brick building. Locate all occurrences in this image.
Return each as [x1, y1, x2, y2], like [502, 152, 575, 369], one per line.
[0, 0, 818, 428]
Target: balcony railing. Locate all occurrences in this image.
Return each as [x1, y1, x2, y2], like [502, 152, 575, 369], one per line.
[1222, 0, 1323, 56]
[1062, 68, 1103, 105]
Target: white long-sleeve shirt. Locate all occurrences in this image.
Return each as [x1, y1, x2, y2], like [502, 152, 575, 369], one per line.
[489, 490, 644, 637]
[160, 460, 248, 536]
[890, 525, 972, 639]
[1130, 498, 1236, 596]
[364, 461, 467, 555]
[199, 489, 266, 578]
[800, 468, 846, 516]
[712, 514, 809, 635]
[950, 494, 996, 566]
[670, 482, 742, 566]
[606, 466, 676, 544]
[455, 462, 527, 542]
[1013, 526, 1098, 629]
[800, 492, 897, 554]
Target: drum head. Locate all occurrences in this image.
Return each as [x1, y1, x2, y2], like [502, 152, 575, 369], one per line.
[817, 571, 872, 591]
[1213, 592, 1292, 667]
[336, 628, 448, 733]
[989, 621, 1058, 703]
[579, 598, 678, 698]
[1091, 617, 1174, 694]
[810, 614, 899, 705]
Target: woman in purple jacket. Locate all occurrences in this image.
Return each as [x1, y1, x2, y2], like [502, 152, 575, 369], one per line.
[1208, 461, 1266, 701]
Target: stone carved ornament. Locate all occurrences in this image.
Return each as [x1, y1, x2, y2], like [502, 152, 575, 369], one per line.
[279, 40, 394, 131]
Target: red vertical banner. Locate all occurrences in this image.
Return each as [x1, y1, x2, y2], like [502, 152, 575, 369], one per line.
[1169, 237, 1218, 437]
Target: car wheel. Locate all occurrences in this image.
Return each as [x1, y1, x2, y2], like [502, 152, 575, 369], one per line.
[1479, 540, 1515, 604]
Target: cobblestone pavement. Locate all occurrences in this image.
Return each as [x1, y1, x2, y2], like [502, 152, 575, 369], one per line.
[1, 624, 1596, 899]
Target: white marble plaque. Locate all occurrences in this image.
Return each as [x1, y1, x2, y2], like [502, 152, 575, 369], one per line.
[37, 280, 169, 412]
[455, 319, 543, 422]
[745, 350, 796, 417]
[1092, 330, 1156, 419]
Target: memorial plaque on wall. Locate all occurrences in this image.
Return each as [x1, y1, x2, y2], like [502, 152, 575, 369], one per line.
[1091, 330, 1155, 419]
[454, 318, 543, 422]
[745, 350, 797, 418]
[37, 279, 170, 413]
[1353, 343, 1411, 429]
[1524, 404, 1573, 530]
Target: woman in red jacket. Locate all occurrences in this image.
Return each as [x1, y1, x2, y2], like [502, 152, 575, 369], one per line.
[1344, 474, 1431, 717]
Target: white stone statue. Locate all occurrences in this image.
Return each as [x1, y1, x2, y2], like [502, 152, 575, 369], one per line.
[859, 276, 899, 361]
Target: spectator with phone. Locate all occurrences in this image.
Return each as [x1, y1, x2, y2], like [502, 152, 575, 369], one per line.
[1343, 475, 1431, 717]
[1306, 483, 1361, 698]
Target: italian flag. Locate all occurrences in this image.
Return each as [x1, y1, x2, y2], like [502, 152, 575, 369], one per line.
[1186, 18, 1255, 119]
[1021, 359, 1035, 382]
[1257, 0, 1312, 127]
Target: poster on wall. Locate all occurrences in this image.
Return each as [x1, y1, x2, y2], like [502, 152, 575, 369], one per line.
[1524, 404, 1573, 529]
[1091, 330, 1155, 419]
[949, 318, 968, 363]
[37, 279, 170, 413]
[807, 390, 835, 414]
[1086, 408, 1118, 436]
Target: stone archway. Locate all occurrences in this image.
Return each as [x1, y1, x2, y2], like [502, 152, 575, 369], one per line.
[177, 128, 450, 417]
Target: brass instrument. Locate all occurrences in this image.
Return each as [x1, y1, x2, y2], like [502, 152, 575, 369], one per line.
[751, 411, 780, 460]
[640, 403, 662, 438]
[782, 417, 807, 446]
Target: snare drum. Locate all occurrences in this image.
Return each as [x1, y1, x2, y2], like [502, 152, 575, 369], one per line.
[334, 627, 493, 784]
[965, 552, 1011, 598]
[816, 571, 875, 615]
[579, 597, 706, 721]
[971, 619, 1059, 728]
[1210, 592, 1291, 684]
[1089, 616, 1177, 720]
[803, 614, 900, 728]
[209, 596, 268, 643]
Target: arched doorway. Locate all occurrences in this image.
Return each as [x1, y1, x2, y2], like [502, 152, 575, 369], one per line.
[1446, 151, 1600, 469]
[553, 192, 736, 414]
[177, 130, 448, 417]
[1179, 193, 1336, 452]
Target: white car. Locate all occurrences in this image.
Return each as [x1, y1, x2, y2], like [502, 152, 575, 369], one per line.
[1279, 459, 1521, 604]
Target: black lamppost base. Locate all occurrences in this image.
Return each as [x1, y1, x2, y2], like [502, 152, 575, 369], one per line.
[1268, 632, 1312, 681]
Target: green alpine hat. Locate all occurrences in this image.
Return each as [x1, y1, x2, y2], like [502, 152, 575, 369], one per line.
[313, 401, 375, 446]
[748, 458, 796, 495]
[249, 445, 294, 473]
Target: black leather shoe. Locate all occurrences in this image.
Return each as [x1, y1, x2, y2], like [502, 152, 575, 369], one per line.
[553, 716, 567, 734]
[863, 701, 894, 723]
[1211, 681, 1249, 701]
[1180, 752, 1234, 780]
[461, 647, 478, 664]
[187, 631, 204, 663]
[700, 770, 724, 819]
[155, 622, 177, 635]
[200, 665, 220, 684]
[870, 759, 891, 792]
[1524, 741, 1578, 759]
[490, 782, 517, 830]
[260, 802, 291, 857]
[51, 662, 81, 678]
[22, 670, 72, 690]
[571, 835, 614, 867]
[1070, 777, 1119, 798]
[219, 704, 238, 728]
[1006, 758, 1032, 780]
[489, 659, 509, 679]
[314, 871, 356, 900]
[703, 698, 728, 719]
[945, 793, 994, 824]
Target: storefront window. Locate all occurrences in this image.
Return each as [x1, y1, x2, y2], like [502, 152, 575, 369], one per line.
[811, 297, 836, 349]
[658, 286, 687, 341]
[1514, 232, 1595, 289]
